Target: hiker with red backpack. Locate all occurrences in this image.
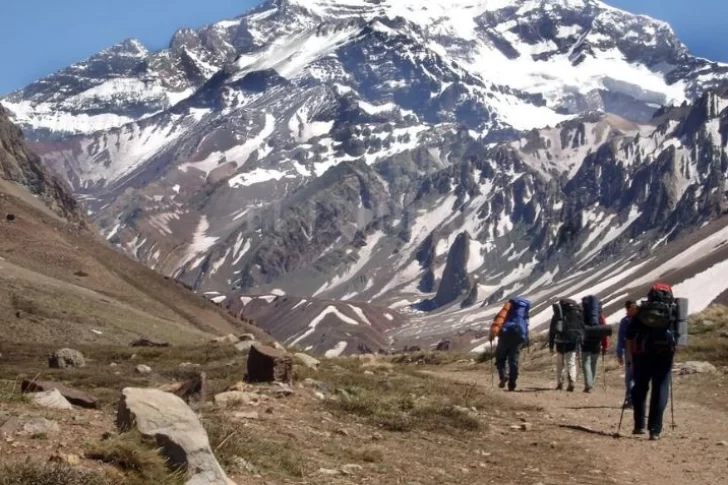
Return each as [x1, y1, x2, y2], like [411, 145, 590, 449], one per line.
[489, 297, 531, 392]
[580, 295, 610, 393]
[626, 282, 687, 440]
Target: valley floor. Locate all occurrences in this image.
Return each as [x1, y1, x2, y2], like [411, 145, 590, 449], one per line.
[0, 342, 726, 485]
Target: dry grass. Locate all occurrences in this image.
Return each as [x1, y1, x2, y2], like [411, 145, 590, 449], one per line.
[85, 432, 183, 485]
[205, 420, 312, 478]
[0, 342, 246, 408]
[298, 358, 500, 434]
[681, 305, 728, 365]
[0, 462, 110, 485]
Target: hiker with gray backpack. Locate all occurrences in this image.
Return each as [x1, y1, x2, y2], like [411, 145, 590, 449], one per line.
[549, 298, 582, 392]
[626, 282, 688, 440]
[581, 295, 610, 393]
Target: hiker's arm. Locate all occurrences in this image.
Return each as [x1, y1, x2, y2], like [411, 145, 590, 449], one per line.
[548, 314, 557, 351]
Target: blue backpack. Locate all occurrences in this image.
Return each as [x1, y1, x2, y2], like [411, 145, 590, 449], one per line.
[502, 297, 531, 343]
[581, 295, 602, 340]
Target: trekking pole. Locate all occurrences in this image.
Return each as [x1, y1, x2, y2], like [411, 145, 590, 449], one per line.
[670, 372, 676, 430]
[490, 340, 495, 389]
[616, 401, 627, 436]
[602, 349, 607, 393]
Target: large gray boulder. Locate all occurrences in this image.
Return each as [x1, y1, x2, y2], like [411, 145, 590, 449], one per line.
[31, 389, 73, 410]
[48, 348, 85, 369]
[294, 353, 320, 370]
[117, 388, 236, 485]
[679, 361, 718, 375]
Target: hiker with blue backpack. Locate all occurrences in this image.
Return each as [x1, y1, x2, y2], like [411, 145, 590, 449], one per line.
[580, 295, 610, 393]
[626, 282, 688, 440]
[489, 297, 531, 392]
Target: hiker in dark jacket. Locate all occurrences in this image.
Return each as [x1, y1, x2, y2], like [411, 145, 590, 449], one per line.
[616, 300, 638, 408]
[489, 297, 531, 392]
[626, 283, 679, 441]
[549, 308, 578, 392]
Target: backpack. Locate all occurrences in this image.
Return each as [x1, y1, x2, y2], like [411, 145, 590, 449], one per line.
[581, 295, 603, 343]
[639, 282, 676, 329]
[636, 282, 678, 353]
[501, 297, 531, 342]
[553, 298, 584, 345]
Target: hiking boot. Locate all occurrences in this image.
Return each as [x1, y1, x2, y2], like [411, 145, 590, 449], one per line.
[584, 386, 593, 393]
[498, 379, 507, 389]
[622, 401, 633, 410]
[567, 383, 575, 392]
[632, 428, 646, 435]
[507, 383, 516, 392]
[555, 383, 563, 391]
[649, 433, 661, 441]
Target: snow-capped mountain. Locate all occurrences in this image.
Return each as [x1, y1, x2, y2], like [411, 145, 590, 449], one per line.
[3, 0, 728, 353]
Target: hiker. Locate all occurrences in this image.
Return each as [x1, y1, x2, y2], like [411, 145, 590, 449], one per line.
[626, 282, 682, 441]
[580, 295, 609, 393]
[549, 298, 583, 392]
[489, 297, 531, 391]
[616, 300, 638, 408]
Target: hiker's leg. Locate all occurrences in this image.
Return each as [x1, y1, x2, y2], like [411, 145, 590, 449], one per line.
[495, 340, 508, 382]
[648, 354, 674, 435]
[591, 351, 599, 382]
[631, 355, 650, 431]
[508, 341, 522, 387]
[582, 352, 594, 389]
[556, 352, 565, 386]
[566, 350, 577, 386]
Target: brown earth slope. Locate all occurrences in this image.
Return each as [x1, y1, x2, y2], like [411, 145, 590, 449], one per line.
[0, 105, 268, 345]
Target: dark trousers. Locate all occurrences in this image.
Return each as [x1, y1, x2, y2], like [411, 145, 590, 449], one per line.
[631, 352, 674, 434]
[495, 333, 524, 386]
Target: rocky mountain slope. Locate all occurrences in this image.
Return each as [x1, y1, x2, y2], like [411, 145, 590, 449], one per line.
[3, 0, 728, 352]
[0, 107, 266, 345]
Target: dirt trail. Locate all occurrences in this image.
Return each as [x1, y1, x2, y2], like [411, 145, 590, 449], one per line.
[433, 365, 728, 485]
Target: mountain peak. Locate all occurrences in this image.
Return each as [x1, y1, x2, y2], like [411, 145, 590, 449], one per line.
[101, 38, 149, 58]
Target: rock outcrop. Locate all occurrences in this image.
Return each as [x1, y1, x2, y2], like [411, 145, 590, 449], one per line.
[246, 345, 293, 384]
[117, 388, 236, 485]
[48, 349, 86, 369]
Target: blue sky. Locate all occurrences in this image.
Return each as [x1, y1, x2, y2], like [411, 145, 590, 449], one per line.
[0, 0, 726, 95]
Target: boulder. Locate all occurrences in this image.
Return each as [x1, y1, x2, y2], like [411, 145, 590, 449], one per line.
[246, 345, 293, 384]
[0, 417, 21, 438]
[238, 334, 256, 342]
[435, 340, 451, 352]
[21, 380, 99, 409]
[20, 417, 59, 436]
[117, 388, 236, 485]
[31, 389, 73, 410]
[130, 338, 170, 348]
[294, 353, 320, 370]
[48, 348, 85, 369]
[173, 372, 208, 404]
[680, 361, 718, 375]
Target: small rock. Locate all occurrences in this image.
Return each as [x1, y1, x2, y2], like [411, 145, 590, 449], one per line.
[341, 464, 363, 475]
[235, 341, 255, 353]
[234, 456, 257, 473]
[214, 391, 260, 407]
[20, 418, 59, 436]
[363, 370, 375, 376]
[49, 453, 81, 466]
[31, 389, 73, 411]
[233, 411, 260, 420]
[680, 361, 718, 375]
[48, 348, 85, 369]
[227, 381, 249, 392]
[135, 365, 152, 374]
[129, 338, 169, 348]
[314, 392, 326, 400]
[294, 353, 321, 370]
[239, 333, 256, 342]
[273, 383, 295, 398]
[212, 334, 239, 344]
[317, 468, 341, 476]
[335, 428, 350, 436]
[110, 363, 118, 368]
[717, 441, 728, 447]
[371, 432, 383, 441]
